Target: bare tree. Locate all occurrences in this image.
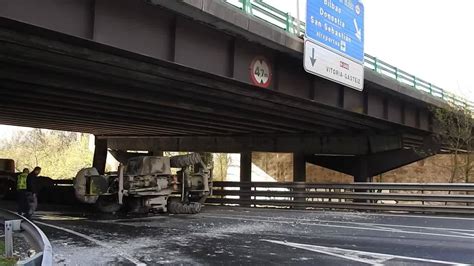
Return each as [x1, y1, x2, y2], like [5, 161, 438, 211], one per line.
[432, 104, 474, 183]
[213, 153, 231, 181]
[0, 129, 93, 179]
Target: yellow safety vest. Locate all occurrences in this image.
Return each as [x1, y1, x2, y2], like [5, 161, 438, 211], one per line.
[17, 173, 28, 190]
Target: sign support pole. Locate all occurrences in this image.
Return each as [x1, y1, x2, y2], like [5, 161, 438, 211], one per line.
[296, 0, 301, 36]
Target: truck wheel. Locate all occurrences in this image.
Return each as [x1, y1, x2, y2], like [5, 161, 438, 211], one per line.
[189, 202, 202, 214]
[168, 198, 202, 214]
[167, 198, 180, 214]
[95, 195, 121, 213]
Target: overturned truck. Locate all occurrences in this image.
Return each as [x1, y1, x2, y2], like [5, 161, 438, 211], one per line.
[74, 153, 212, 214]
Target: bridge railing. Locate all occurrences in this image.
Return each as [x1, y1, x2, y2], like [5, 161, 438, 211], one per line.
[223, 0, 473, 110]
[208, 181, 474, 214]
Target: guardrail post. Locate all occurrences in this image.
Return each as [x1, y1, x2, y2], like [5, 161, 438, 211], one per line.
[4, 221, 13, 257]
[395, 67, 399, 80]
[285, 13, 294, 33]
[421, 189, 425, 205]
[3, 219, 20, 258]
[242, 0, 252, 14]
[374, 57, 379, 72]
[429, 83, 433, 94]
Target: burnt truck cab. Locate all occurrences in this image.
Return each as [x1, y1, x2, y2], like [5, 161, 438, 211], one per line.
[74, 153, 212, 214]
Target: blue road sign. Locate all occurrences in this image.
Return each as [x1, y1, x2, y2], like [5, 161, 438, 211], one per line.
[306, 0, 364, 63]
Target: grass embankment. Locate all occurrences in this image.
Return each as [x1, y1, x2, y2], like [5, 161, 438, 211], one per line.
[0, 242, 18, 266]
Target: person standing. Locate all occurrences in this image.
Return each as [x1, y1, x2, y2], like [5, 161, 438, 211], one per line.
[16, 168, 29, 216]
[25, 166, 41, 219]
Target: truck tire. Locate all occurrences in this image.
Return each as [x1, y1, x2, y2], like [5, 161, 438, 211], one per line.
[168, 198, 202, 214]
[95, 195, 121, 213]
[170, 153, 203, 168]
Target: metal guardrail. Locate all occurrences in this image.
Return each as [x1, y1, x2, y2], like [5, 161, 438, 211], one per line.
[208, 181, 474, 214]
[0, 209, 52, 265]
[223, 0, 474, 110]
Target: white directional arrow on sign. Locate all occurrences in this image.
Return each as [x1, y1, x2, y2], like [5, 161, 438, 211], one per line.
[310, 48, 316, 66]
[354, 19, 362, 41]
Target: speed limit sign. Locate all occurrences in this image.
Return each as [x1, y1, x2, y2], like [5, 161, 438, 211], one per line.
[249, 56, 272, 88]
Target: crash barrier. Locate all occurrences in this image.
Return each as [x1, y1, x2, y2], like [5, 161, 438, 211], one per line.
[223, 0, 474, 110]
[208, 182, 474, 215]
[0, 209, 52, 265]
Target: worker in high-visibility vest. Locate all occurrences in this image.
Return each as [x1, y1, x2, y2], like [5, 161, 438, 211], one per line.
[25, 166, 41, 219]
[16, 168, 30, 216]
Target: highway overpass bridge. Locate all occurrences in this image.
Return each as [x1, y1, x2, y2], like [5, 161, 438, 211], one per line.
[0, 0, 462, 182]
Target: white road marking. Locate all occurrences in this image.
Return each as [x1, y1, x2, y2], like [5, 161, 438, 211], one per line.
[447, 231, 474, 237]
[349, 211, 474, 221]
[262, 239, 468, 265]
[369, 225, 404, 233]
[203, 212, 474, 233]
[201, 214, 474, 240]
[366, 223, 474, 233]
[35, 221, 145, 266]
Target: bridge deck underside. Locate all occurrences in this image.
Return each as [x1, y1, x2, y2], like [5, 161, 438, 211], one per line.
[0, 19, 424, 140]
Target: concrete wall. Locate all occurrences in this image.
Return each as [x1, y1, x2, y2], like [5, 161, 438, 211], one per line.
[252, 152, 468, 183]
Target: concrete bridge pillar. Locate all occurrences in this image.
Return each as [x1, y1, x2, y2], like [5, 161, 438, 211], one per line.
[293, 152, 307, 208]
[92, 137, 108, 175]
[354, 156, 369, 182]
[240, 151, 252, 205]
[353, 156, 370, 202]
[293, 152, 306, 182]
[240, 151, 252, 182]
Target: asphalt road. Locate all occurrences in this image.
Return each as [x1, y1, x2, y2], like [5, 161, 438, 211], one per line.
[14, 204, 474, 265]
[2, 201, 474, 265]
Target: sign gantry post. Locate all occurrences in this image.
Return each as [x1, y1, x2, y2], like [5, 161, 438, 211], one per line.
[304, 0, 365, 91]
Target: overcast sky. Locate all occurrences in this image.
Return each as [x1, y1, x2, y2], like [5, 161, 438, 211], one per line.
[1, 0, 473, 137]
[271, 0, 474, 100]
